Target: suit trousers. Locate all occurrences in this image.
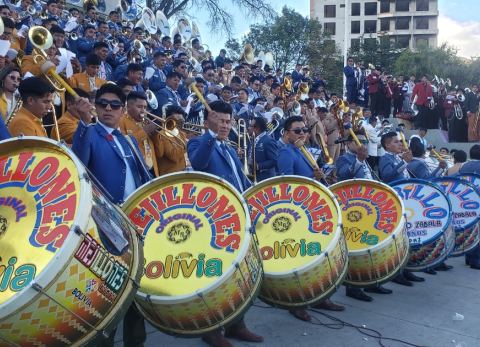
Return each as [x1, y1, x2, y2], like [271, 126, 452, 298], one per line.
[97, 304, 146, 347]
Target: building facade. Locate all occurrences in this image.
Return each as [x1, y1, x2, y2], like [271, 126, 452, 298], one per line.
[310, 0, 438, 52]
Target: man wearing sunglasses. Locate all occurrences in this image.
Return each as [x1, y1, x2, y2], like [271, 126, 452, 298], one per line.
[277, 116, 345, 321]
[188, 100, 263, 346]
[336, 132, 394, 301]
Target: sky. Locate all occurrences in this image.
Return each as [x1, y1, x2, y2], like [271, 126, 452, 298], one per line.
[188, 0, 480, 59]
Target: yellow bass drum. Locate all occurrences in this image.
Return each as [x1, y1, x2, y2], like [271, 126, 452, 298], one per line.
[0, 137, 143, 346]
[244, 176, 348, 308]
[330, 179, 409, 287]
[122, 172, 263, 336]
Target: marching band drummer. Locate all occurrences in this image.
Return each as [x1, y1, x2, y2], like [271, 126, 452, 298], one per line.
[72, 83, 152, 347]
[276, 116, 345, 322]
[7, 76, 54, 138]
[153, 105, 188, 175]
[379, 132, 426, 286]
[187, 100, 264, 347]
[58, 87, 90, 144]
[336, 131, 394, 302]
[119, 91, 159, 177]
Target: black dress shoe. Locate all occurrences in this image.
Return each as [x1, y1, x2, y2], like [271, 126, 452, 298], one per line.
[404, 271, 425, 282]
[424, 268, 437, 275]
[346, 287, 373, 302]
[434, 263, 453, 271]
[470, 263, 480, 270]
[364, 285, 392, 294]
[392, 274, 413, 287]
[466, 256, 471, 266]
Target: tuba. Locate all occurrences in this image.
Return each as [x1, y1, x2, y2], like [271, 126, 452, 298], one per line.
[240, 44, 255, 65]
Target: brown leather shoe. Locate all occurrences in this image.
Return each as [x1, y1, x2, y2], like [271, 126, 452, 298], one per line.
[225, 326, 264, 343]
[202, 331, 233, 347]
[289, 309, 312, 321]
[314, 298, 345, 311]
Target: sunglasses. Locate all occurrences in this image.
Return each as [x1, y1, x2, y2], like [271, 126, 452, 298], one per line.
[289, 127, 310, 134]
[95, 98, 123, 110]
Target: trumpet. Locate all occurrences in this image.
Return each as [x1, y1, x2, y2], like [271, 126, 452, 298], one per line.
[65, 32, 78, 40]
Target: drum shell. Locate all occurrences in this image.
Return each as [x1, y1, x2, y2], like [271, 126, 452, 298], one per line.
[0, 138, 143, 347]
[121, 172, 263, 337]
[330, 179, 409, 288]
[259, 226, 348, 308]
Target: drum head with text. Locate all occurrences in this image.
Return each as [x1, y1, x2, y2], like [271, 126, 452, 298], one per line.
[122, 172, 250, 297]
[244, 176, 340, 274]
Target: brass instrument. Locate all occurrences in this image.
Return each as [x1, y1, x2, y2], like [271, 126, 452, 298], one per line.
[182, 122, 207, 135]
[430, 148, 445, 162]
[332, 100, 349, 137]
[398, 131, 409, 151]
[65, 32, 78, 41]
[267, 119, 279, 135]
[296, 82, 309, 101]
[240, 44, 255, 65]
[5, 98, 23, 126]
[251, 133, 257, 184]
[48, 103, 60, 141]
[142, 111, 186, 147]
[237, 118, 250, 176]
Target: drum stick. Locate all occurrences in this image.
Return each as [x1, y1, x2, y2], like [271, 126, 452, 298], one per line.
[344, 123, 362, 147]
[399, 131, 409, 151]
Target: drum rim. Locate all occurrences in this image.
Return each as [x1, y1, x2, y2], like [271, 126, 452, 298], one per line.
[0, 137, 92, 321]
[457, 173, 480, 187]
[432, 176, 480, 231]
[330, 178, 407, 255]
[122, 171, 253, 301]
[391, 178, 453, 246]
[244, 175, 344, 276]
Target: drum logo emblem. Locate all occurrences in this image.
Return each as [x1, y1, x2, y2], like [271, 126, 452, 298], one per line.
[272, 216, 291, 233]
[347, 211, 362, 222]
[167, 223, 192, 244]
[0, 214, 8, 239]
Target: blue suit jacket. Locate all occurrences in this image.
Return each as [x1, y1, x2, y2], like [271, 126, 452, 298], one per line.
[187, 131, 251, 193]
[336, 152, 369, 180]
[149, 67, 167, 93]
[343, 65, 357, 86]
[459, 160, 480, 175]
[72, 122, 152, 204]
[277, 143, 313, 178]
[379, 153, 409, 183]
[0, 116, 10, 141]
[254, 134, 278, 181]
[76, 38, 95, 60]
[156, 88, 180, 115]
[407, 158, 441, 179]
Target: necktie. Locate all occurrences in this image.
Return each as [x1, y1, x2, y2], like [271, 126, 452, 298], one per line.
[112, 129, 141, 188]
[220, 143, 231, 165]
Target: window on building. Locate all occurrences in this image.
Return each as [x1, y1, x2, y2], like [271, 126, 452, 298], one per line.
[324, 22, 336, 35]
[352, 3, 360, 16]
[351, 21, 361, 34]
[379, 36, 391, 49]
[416, 17, 429, 29]
[351, 38, 361, 51]
[395, 17, 410, 30]
[364, 38, 378, 49]
[396, 35, 410, 48]
[416, 0, 429, 11]
[395, 0, 410, 12]
[380, 18, 390, 31]
[364, 2, 377, 16]
[364, 20, 377, 33]
[380, 0, 390, 13]
[324, 5, 336, 18]
[415, 35, 431, 48]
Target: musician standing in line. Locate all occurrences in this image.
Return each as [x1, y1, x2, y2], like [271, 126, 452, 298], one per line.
[248, 116, 278, 181]
[187, 100, 263, 347]
[72, 83, 152, 347]
[154, 105, 188, 175]
[411, 75, 433, 129]
[7, 77, 54, 138]
[58, 88, 90, 144]
[277, 116, 345, 322]
[323, 107, 341, 160]
[465, 85, 479, 142]
[344, 57, 357, 104]
[119, 91, 159, 176]
[379, 132, 426, 286]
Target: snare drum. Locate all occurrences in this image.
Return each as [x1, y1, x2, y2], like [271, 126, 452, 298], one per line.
[391, 179, 455, 271]
[433, 177, 480, 256]
[122, 172, 263, 336]
[0, 138, 143, 346]
[330, 179, 409, 287]
[244, 176, 347, 308]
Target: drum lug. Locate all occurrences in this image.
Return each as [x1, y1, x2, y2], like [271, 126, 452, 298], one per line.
[74, 225, 84, 236]
[81, 172, 90, 183]
[31, 282, 44, 293]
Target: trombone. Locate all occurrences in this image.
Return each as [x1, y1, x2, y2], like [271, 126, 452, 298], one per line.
[142, 111, 187, 148]
[237, 118, 250, 176]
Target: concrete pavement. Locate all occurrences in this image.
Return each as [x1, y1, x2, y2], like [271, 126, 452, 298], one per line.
[114, 256, 480, 347]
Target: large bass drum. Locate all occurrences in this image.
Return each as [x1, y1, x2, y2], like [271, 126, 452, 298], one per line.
[122, 172, 263, 336]
[391, 179, 455, 270]
[244, 176, 347, 308]
[433, 177, 480, 256]
[330, 179, 409, 287]
[0, 137, 143, 346]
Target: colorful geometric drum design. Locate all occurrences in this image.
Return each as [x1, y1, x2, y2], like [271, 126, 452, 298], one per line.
[392, 179, 455, 271]
[244, 176, 347, 308]
[330, 179, 409, 287]
[122, 172, 263, 336]
[433, 177, 480, 256]
[0, 137, 143, 346]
